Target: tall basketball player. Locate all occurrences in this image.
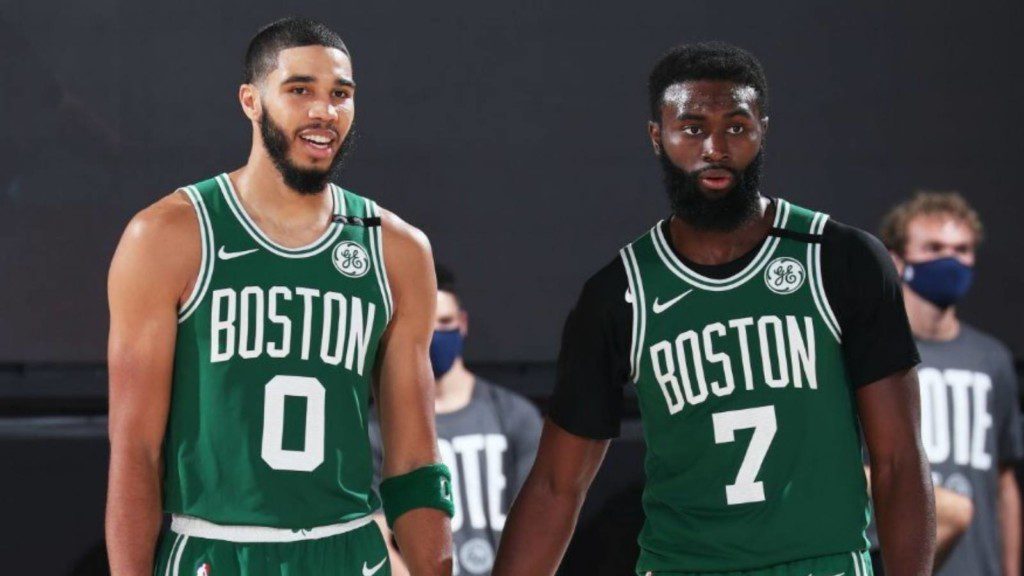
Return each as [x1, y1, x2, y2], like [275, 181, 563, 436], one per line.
[106, 18, 453, 575]
[493, 43, 936, 576]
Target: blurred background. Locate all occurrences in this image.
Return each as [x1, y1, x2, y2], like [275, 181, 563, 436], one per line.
[1, 0, 1022, 573]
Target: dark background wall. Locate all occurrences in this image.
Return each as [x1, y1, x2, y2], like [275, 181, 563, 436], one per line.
[2, 0, 1022, 364]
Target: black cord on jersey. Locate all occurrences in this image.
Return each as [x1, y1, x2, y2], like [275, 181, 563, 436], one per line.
[332, 214, 382, 227]
[768, 227, 821, 243]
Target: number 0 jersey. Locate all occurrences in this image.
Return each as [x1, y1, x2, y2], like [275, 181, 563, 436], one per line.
[164, 174, 392, 529]
[622, 200, 870, 573]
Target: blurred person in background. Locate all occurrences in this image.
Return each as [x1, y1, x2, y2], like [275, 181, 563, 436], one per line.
[371, 264, 542, 576]
[873, 191, 1023, 576]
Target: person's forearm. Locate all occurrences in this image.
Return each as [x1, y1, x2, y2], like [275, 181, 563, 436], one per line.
[391, 508, 452, 576]
[105, 448, 163, 576]
[492, 473, 587, 576]
[999, 471, 1021, 576]
[872, 456, 936, 576]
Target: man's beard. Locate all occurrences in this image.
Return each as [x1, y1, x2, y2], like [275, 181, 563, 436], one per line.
[260, 110, 355, 195]
[659, 151, 764, 232]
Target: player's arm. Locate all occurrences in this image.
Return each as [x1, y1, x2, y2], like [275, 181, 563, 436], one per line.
[998, 466, 1021, 576]
[859, 370, 936, 576]
[374, 210, 452, 576]
[494, 260, 628, 576]
[372, 513, 412, 576]
[492, 420, 609, 576]
[106, 192, 199, 576]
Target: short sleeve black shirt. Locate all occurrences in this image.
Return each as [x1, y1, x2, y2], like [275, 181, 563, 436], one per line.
[547, 216, 921, 439]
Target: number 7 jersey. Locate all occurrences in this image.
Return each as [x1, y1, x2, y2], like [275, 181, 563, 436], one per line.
[164, 174, 392, 529]
[621, 200, 870, 573]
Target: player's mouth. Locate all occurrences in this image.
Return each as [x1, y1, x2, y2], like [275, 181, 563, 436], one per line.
[297, 128, 338, 160]
[697, 168, 735, 192]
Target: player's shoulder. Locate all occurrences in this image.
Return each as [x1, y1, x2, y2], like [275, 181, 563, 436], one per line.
[119, 189, 200, 259]
[577, 255, 631, 309]
[377, 206, 431, 258]
[820, 217, 894, 274]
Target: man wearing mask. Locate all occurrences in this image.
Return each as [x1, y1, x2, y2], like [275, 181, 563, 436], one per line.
[370, 264, 543, 576]
[880, 191, 1023, 576]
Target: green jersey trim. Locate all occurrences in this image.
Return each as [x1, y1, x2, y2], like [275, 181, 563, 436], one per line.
[366, 200, 394, 322]
[651, 199, 791, 291]
[807, 212, 842, 342]
[177, 185, 215, 323]
[621, 245, 647, 383]
[215, 173, 346, 258]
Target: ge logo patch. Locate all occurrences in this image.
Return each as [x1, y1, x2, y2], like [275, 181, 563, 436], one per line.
[764, 257, 805, 294]
[459, 537, 495, 574]
[332, 241, 370, 278]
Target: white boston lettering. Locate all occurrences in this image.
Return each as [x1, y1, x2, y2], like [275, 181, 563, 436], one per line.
[211, 288, 237, 363]
[208, 285, 377, 375]
[647, 315, 821, 416]
[266, 286, 292, 358]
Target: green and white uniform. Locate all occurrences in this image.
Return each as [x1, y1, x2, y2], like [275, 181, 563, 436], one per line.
[619, 201, 871, 574]
[156, 174, 393, 575]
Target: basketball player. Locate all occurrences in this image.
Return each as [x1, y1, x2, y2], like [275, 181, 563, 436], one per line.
[106, 18, 453, 575]
[369, 264, 543, 576]
[874, 192, 1022, 576]
[493, 42, 936, 576]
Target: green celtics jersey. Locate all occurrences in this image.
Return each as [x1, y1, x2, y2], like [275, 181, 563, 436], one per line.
[621, 200, 869, 573]
[164, 173, 392, 529]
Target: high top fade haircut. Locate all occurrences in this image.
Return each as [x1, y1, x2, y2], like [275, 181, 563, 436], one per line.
[648, 42, 768, 122]
[244, 17, 349, 85]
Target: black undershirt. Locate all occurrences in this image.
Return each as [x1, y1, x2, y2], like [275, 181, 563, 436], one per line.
[548, 214, 921, 440]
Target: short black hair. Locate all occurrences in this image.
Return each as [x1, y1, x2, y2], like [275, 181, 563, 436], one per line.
[435, 263, 458, 298]
[648, 42, 768, 121]
[244, 17, 349, 84]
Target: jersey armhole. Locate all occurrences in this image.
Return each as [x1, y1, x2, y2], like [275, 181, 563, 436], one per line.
[620, 245, 646, 383]
[806, 212, 842, 343]
[177, 186, 215, 323]
[366, 200, 395, 324]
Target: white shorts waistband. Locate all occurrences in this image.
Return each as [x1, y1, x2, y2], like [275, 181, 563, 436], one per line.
[170, 513, 376, 543]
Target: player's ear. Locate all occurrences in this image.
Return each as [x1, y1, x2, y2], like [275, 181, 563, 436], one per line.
[240, 83, 262, 121]
[760, 115, 769, 136]
[458, 310, 469, 338]
[648, 121, 663, 156]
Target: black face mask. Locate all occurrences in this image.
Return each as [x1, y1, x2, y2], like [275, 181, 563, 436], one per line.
[259, 108, 355, 195]
[658, 150, 764, 232]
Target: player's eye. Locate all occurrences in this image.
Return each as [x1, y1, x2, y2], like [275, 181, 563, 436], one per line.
[333, 90, 352, 99]
[682, 126, 702, 136]
[727, 125, 746, 135]
[290, 87, 309, 95]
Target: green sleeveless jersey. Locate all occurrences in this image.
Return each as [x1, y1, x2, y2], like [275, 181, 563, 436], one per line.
[621, 200, 870, 573]
[164, 174, 392, 529]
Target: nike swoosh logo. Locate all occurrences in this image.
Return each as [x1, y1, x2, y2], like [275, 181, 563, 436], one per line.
[806, 572, 845, 576]
[218, 246, 259, 260]
[362, 557, 387, 576]
[652, 289, 693, 314]
[625, 288, 634, 304]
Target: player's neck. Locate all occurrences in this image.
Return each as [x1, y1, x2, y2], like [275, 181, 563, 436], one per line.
[230, 155, 334, 242]
[905, 286, 960, 342]
[435, 360, 475, 415]
[668, 196, 773, 266]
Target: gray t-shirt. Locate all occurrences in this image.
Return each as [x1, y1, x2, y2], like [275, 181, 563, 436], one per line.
[921, 324, 1024, 576]
[871, 323, 1023, 575]
[369, 378, 542, 576]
